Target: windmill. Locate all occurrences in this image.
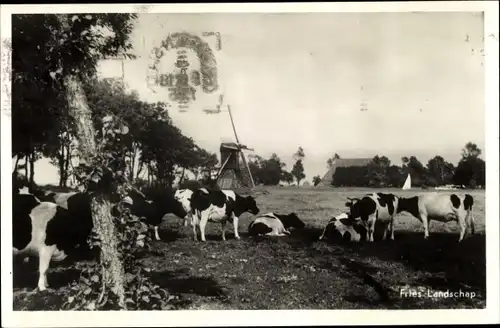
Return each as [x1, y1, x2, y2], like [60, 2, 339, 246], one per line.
[203, 95, 256, 191]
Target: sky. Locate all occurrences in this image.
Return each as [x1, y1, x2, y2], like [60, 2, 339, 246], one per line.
[30, 12, 485, 185]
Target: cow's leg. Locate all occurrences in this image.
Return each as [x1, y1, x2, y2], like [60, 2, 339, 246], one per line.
[154, 226, 161, 241]
[191, 213, 199, 241]
[199, 213, 209, 242]
[467, 209, 475, 235]
[458, 214, 467, 242]
[38, 244, 56, 291]
[366, 215, 376, 242]
[232, 215, 240, 240]
[389, 217, 395, 240]
[382, 223, 388, 241]
[221, 220, 227, 241]
[421, 214, 430, 239]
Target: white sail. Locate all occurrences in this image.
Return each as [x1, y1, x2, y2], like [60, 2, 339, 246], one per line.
[402, 174, 412, 190]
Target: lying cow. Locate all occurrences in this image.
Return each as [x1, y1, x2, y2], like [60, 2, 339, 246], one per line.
[190, 189, 260, 242]
[318, 213, 366, 243]
[345, 193, 399, 242]
[397, 192, 474, 242]
[174, 187, 209, 227]
[248, 212, 305, 237]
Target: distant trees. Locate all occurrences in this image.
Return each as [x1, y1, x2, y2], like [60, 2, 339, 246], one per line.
[291, 147, 306, 186]
[312, 175, 322, 186]
[329, 142, 484, 189]
[326, 153, 341, 168]
[249, 153, 290, 186]
[453, 142, 485, 188]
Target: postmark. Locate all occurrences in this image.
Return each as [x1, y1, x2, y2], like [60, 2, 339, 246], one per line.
[1, 37, 12, 116]
[146, 31, 221, 112]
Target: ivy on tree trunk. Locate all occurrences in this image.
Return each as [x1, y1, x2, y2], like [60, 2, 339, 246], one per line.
[56, 11, 126, 308]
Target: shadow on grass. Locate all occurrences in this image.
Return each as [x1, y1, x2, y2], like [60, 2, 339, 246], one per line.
[148, 269, 229, 303]
[13, 262, 81, 290]
[156, 228, 184, 242]
[346, 231, 486, 290]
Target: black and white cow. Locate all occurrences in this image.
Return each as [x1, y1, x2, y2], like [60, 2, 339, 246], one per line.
[12, 190, 93, 291]
[318, 212, 366, 243]
[174, 187, 210, 227]
[397, 193, 475, 242]
[345, 192, 399, 242]
[190, 189, 260, 242]
[126, 188, 188, 241]
[11, 186, 164, 291]
[248, 212, 305, 237]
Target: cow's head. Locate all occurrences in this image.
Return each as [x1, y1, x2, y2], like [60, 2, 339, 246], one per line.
[344, 197, 360, 208]
[118, 187, 155, 220]
[243, 195, 260, 215]
[319, 215, 343, 241]
[345, 197, 369, 221]
[281, 212, 305, 230]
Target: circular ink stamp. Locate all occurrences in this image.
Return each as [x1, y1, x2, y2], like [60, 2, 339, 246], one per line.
[146, 31, 222, 112]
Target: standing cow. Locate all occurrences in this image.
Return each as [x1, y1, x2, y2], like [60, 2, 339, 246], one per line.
[190, 189, 260, 242]
[11, 187, 162, 291]
[345, 193, 399, 242]
[174, 188, 210, 227]
[318, 212, 366, 243]
[397, 192, 475, 242]
[248, 212, 305, 237]
[12, 192, 91, 291]
[126, 188, 188, 241]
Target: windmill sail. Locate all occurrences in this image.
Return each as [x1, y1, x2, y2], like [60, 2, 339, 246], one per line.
[402, 174, 412, 190]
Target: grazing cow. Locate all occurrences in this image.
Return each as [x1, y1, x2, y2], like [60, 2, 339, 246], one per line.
[174, 188, 210, 227]
[318, 213, 366, 243]
[248, 212, 305, 237]
[345, 192, 399, 242]
[397, 192, 475, 242]
[127, 188, 187, 241]
[190, 189, 260, 242]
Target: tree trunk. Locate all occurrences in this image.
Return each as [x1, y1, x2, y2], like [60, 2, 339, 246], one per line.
[60, 49, 125, 307]
[29, 151, 35, 186]
[58, 145, 65, 187]
[24, 154, 29, 178]
[63, 143, 70, 187]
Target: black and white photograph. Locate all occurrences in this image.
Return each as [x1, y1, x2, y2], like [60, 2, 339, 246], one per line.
[1, 2, 499, 326]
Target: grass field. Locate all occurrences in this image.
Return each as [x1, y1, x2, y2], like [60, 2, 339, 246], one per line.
[13, 187, 486, 310]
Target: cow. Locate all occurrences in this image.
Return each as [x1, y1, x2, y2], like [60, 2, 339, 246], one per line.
[345, 192, 399, 242]
[126, 188, 187, 241]
[190, 189, 260, 242]
[12, 192, 90, 291]
[11, 187, 161, 291]
[248, 212, 305, 237]
[174, 188, 210, 227]
[318, 212, 366, 243]
[397, 192, 475, 242]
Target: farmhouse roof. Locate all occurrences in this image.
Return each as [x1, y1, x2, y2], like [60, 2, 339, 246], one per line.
[317, 158, 372, 186]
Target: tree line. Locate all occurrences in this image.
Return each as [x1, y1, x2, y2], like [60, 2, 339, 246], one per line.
[313, 142, 486, 188]
[248, 146, 306, 186]
[322, 142, 485, 188]
[12, 15, 219, 189]
[245, 142, 484, 189]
